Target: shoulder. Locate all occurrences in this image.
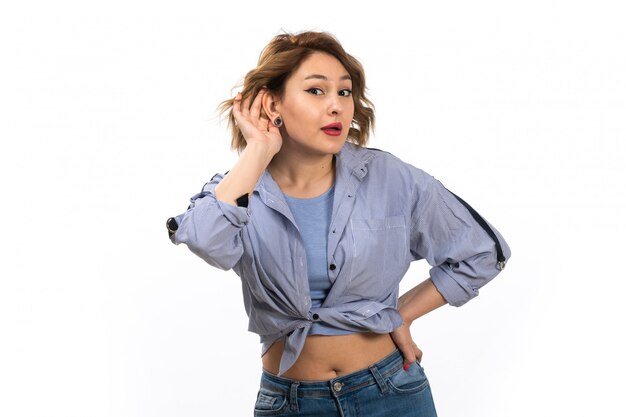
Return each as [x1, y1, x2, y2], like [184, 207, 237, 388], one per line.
[344, 143, 433, 187]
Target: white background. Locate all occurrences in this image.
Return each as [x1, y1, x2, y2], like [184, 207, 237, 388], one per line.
[1, 1, 624, 416]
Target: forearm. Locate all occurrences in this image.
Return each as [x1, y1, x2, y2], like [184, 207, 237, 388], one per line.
[214, 142, 275, 206]
[397, 278, 447, 323]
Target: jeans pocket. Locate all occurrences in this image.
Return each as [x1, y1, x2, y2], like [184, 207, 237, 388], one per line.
[253, 388, 288, 416]
[386, 362, 430, 395]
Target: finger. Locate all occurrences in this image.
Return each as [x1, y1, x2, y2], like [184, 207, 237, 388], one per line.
[232, 92, 242, 113]
[415, 345, 423, 363]
[249, 89, 265, 121]
[241, 92, 253, 117]
[232, 92, 245, 125]
[398, 343, 417, 369]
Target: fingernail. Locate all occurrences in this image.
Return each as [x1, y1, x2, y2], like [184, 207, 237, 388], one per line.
[403, 363, 411, 371]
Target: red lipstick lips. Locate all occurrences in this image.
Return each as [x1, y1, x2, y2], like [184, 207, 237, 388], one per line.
[321, 122, 343, 136]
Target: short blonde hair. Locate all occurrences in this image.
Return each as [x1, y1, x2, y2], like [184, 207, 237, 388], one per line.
[219, 31, 375, 152]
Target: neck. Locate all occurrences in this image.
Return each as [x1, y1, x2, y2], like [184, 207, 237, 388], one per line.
[268, 146, 336, 196]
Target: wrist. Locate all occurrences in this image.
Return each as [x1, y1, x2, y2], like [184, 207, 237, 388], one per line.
[397, 308, 414, 326]
[244, 141, 277, 163]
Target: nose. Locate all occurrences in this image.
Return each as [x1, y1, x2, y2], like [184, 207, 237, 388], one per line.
[327, 94, 343, 116]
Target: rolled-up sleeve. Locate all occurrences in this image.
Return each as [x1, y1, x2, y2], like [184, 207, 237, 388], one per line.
[409, 173, 511, 307]
[169, 173, 249, 270]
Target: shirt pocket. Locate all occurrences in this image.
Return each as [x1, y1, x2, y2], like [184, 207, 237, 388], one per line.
[349, 215, 408, 295]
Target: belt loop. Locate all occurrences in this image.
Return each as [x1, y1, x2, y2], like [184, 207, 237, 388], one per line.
[369, 364, 389, 394]
[289, 381, 300, 412]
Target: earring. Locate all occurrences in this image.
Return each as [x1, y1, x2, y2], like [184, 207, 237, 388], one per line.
[273, 116, 283, 127]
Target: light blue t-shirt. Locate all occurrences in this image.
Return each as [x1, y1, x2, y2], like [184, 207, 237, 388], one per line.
[284, 185, 355, 336]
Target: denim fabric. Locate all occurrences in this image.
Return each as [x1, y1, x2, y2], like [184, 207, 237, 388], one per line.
[253, 349, 437, 417]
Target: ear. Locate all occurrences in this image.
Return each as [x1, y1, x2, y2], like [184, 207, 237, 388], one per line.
[262, 90, 281, 121]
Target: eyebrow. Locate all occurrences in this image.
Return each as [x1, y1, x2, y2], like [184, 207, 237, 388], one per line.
[303, 74, 352, 81]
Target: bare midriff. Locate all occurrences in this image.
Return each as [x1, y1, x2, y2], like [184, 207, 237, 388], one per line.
[262, 332, 398, 381]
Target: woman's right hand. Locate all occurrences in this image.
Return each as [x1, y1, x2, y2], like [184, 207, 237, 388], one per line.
[232, 89, 283, 157]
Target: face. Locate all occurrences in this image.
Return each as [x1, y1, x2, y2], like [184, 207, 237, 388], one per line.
[274, 52, 355, 156]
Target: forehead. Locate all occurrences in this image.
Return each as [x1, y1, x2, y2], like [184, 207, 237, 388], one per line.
[291, 52, 351, 81]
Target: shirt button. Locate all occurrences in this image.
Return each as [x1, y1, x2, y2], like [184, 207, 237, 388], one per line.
[312, 313, 320, 320]
[329, 264, 336, 271]
[333, 381, 344, 392]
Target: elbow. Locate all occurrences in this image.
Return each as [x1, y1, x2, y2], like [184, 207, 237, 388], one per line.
[498, 233, 512, 271]
[174, 195, 248, 270]
[167, 181, 248, 271]
[186, 233, 243, 271]
[189, 247, 242, 271]
[430, 246, 507, 307]
[430, 266, 479, 307]
[179, 220, 244, 271]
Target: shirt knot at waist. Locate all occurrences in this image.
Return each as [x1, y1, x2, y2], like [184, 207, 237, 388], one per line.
[273, 305, 403, 376]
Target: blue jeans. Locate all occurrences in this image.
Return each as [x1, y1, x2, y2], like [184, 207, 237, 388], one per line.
[254, 349, 438, 417]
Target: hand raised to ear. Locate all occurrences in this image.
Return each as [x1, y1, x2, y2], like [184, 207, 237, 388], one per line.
[232, 89, 282, 157]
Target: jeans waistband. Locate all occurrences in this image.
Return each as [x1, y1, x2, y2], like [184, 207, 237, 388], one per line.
[260, 348, 404, 398]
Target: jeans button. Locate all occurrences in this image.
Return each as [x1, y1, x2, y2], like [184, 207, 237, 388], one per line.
[333, 381, 344, 392]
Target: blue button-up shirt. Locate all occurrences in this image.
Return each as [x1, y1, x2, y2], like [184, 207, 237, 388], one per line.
[169, 142, 511, 376]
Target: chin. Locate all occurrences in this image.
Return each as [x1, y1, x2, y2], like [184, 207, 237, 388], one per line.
[322, 137, 348, 154]
[286, 135, 347, 156]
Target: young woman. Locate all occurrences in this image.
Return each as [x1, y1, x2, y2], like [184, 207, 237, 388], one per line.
[166, 31, 510, 416]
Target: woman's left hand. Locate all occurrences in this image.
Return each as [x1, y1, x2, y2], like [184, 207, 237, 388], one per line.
[390, 320, 423, 367]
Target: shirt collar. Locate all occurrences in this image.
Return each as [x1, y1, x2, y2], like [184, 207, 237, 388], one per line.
[254, 142, 373, 198]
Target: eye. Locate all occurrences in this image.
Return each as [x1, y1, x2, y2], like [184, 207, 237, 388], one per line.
[339, 89, 352, 97]
[306, 88, 323, 95]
